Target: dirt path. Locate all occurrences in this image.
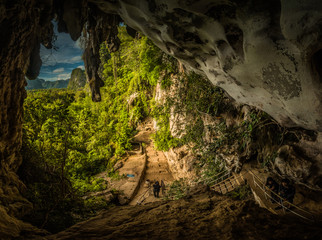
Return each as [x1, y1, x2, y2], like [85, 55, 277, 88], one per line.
[129, 120, 174, 205]
[94, 119, 174, 205]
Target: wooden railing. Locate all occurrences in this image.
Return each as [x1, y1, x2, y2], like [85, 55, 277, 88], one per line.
[248, 170, 315, 222]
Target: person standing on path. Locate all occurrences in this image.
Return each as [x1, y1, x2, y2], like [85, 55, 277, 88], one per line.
[265, 177, 279, 203]
[153, 181, 161, 198]
[161, 180, 166, 195]
[275, 178, 296, 210]
[279, 179, 295, 205]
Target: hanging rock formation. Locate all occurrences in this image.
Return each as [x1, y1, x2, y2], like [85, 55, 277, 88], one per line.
[83, 4, 120, 101]
[90, 0, 322, 132]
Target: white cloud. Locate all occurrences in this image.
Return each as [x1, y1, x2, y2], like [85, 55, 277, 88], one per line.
[41, 48, 84, 66]
[57, 73, 70, 80]
[40, 30, 84, 66]
[41, 77, 60, 81]
[77, 65, 85, 70]
[53, 67, 64, 73]
[70, 56, 82, 62]
[38, 22, 84, 80]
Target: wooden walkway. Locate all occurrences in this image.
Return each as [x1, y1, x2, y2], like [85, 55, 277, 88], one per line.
[211, 172, 246, 194]
[208, 170, 317, 223]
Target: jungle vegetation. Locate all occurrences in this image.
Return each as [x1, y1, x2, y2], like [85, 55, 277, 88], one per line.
[20, 27, 176, 232]
[20, 26, 298, 233]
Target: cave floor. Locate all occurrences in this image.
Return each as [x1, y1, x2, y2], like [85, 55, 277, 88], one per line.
[42, 120, 322, 240]
[47, 187, 321, 240]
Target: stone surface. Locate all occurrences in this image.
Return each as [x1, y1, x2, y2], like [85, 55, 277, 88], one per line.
[164, 145, 197, 181]
[0, 0, 54, 238]
[274, 141, 322, 190]
[83, 5, 120, 102]
[48, 188, 321, 240]
[67, 68, 86, 90]
[297, 132, 322, 188]
[154, 79, 197, 181]
[90, 0, 322, 132]
[62, 0, 85, 41]
[156, 70, 322, 190]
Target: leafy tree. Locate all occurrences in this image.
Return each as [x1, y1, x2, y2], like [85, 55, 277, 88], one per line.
[20, 27, 175, 232]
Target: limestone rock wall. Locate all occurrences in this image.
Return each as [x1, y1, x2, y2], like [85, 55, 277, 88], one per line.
[274, 133, 322, 190]
[155, 69, 322, 190]
[164, 146, 197, 181]
[0, 0, 53, 238]
[67, 68, 87, 90]
[91, 0, 322, 132]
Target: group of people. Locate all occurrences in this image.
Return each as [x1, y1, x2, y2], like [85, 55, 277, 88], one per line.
[266, 177, 296, 209]
[146, 179, 166, 198]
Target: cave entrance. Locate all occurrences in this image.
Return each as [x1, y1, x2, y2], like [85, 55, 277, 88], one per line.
[25, 21, 85, 90]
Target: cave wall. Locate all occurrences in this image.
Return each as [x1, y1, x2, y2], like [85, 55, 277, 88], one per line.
[0, 0, 54, 238]
[0, 0, 121, 236]
[157, 73, 322, 190]
[90, 0, 322, 132]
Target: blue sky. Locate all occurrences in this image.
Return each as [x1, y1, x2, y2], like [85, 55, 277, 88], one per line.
[38, 22, 85, 81]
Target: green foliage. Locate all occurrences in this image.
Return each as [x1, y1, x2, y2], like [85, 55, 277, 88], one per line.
[151, 101, 180, 151]
[99, 28, 179, 152]
[151, 71, 234, 155]
[153, 72, 233, 173]
[197, 156, 226, 185]
[152, 69, 283, 182]
[95, 27, 169, 158]
[21, 27, 175, 232]
[21, 89, 113, 232]
[261, 152, 277, 168]
[228, 185, 252, 200]
[83, 197, 111, 214]
[178, 72, 228, 116]
[238, 111, 270, 152]
[164, 179, 190, 200]
[107, 170, 125, 181]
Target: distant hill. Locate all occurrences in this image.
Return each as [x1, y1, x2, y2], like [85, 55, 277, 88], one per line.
[67, 68, 86, 90]
[26, 78, 69, 90]
[43, 79, 69, 89]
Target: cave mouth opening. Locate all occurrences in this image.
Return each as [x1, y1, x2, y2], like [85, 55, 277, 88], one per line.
[25, 20, 85, 89]
[312, 48, 322, 83]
